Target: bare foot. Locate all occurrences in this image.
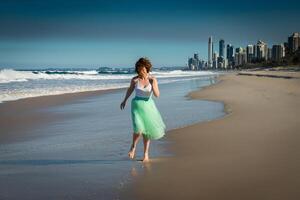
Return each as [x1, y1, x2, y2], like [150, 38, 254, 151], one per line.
[142, 154, 149, 162]
[128, 145, 136, 159]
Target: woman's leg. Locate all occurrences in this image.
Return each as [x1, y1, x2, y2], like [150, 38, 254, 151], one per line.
[128, 133, 141, 159]
[142, 135, 150, 162]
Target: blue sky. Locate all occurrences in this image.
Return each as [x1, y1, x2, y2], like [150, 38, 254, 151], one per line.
[0, 0, 299, 69]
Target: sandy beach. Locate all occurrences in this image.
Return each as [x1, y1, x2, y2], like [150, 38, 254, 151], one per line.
[122, 70, 300, 199]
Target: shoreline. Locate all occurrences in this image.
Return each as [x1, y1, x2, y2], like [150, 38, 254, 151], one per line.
[185, 74, 233, 116]
[121, 70, 300, 199]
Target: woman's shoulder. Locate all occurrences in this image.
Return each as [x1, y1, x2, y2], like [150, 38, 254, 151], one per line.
[132, 76, 138, 81]
[131, 76, 139, 84]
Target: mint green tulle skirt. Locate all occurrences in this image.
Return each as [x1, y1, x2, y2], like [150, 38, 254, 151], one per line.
[131, 96, 166, 140]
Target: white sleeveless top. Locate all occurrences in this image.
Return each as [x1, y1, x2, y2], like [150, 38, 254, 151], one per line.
[134, 78, 153, 98]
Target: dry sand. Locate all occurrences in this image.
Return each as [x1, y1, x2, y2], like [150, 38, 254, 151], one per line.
[122, 71, 300, 200]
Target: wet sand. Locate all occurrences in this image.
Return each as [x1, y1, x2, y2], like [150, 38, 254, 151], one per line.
[0, 87, 124, 141]
[122, 70, 300, 199]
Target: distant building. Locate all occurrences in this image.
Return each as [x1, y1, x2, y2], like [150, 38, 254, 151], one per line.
[208, 36, 213, 68]
[253, 44, 258, 60]
[267, 48, 272, 61]
[284, 42, 289, 53]
[219, 39, 225, 58]
[226, 44, 234, 68]
[246, 45, 254, 63]
[213, 52, 218, 69]
[194, 53, 200, 70]
[224, 58, 228, 69]
[194, 53, 199, 61]
[199, 60, 205, 70]
[288, 32, 300, 52]
[217, 56, 227, 69]
[226, 44, 234, 61]
[235, 47, 243, 54]
[256, 40, 268, 60]
[188, 53, 205, 70]
[188, 57, 197, 70]
[272, 44, 285, 62]
[234, 47, 246, 66]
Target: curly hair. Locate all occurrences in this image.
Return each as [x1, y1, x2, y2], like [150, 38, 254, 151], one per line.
[135, 57, 152, 73]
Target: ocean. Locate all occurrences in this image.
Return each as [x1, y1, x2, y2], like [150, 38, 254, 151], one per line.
[0, 68, 216, 103]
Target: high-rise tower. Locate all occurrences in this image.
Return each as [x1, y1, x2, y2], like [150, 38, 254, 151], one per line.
[208, 36, 213, 68]
[288, 32, 300, 52]
[219, 39, 225, 58]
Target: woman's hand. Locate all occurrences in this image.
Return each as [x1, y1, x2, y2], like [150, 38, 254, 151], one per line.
[140, 71, 148, 78]
[120, 100, 126, 110]
[148, 75, 157, 84]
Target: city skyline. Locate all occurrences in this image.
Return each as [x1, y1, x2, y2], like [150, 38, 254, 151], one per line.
[0, 0, 300, 69]
[187, 32, 299, 70]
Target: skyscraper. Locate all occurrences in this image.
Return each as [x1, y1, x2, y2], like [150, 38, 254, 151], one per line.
[246, 45, 254, 63]
[193, 53, 200, 70]
[188, 57, 195, 70]
[226, 44, 234, 61]
[267, 48, 272, 61]
[257, 40, 268, 60]
[272, 44, 285, 62]
[213, 52, 218, 69]
[208, 36, 213, 68]
[219, 39, 225, 58]
[234, 47, 246, 66]
[288, 32, 300, 52]
[194, 53, 199, 61]
[188, 53, 201, 70]
[226, 44, 234, 68]
[235, 47, 243, 54]
[253, 44, 258, 60]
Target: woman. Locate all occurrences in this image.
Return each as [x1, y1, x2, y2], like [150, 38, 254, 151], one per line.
[120, 57, 166, 162]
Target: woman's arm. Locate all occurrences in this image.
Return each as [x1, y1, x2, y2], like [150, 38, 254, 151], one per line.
[150, 76, 160, 98]
[120, 77, 136, 110]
